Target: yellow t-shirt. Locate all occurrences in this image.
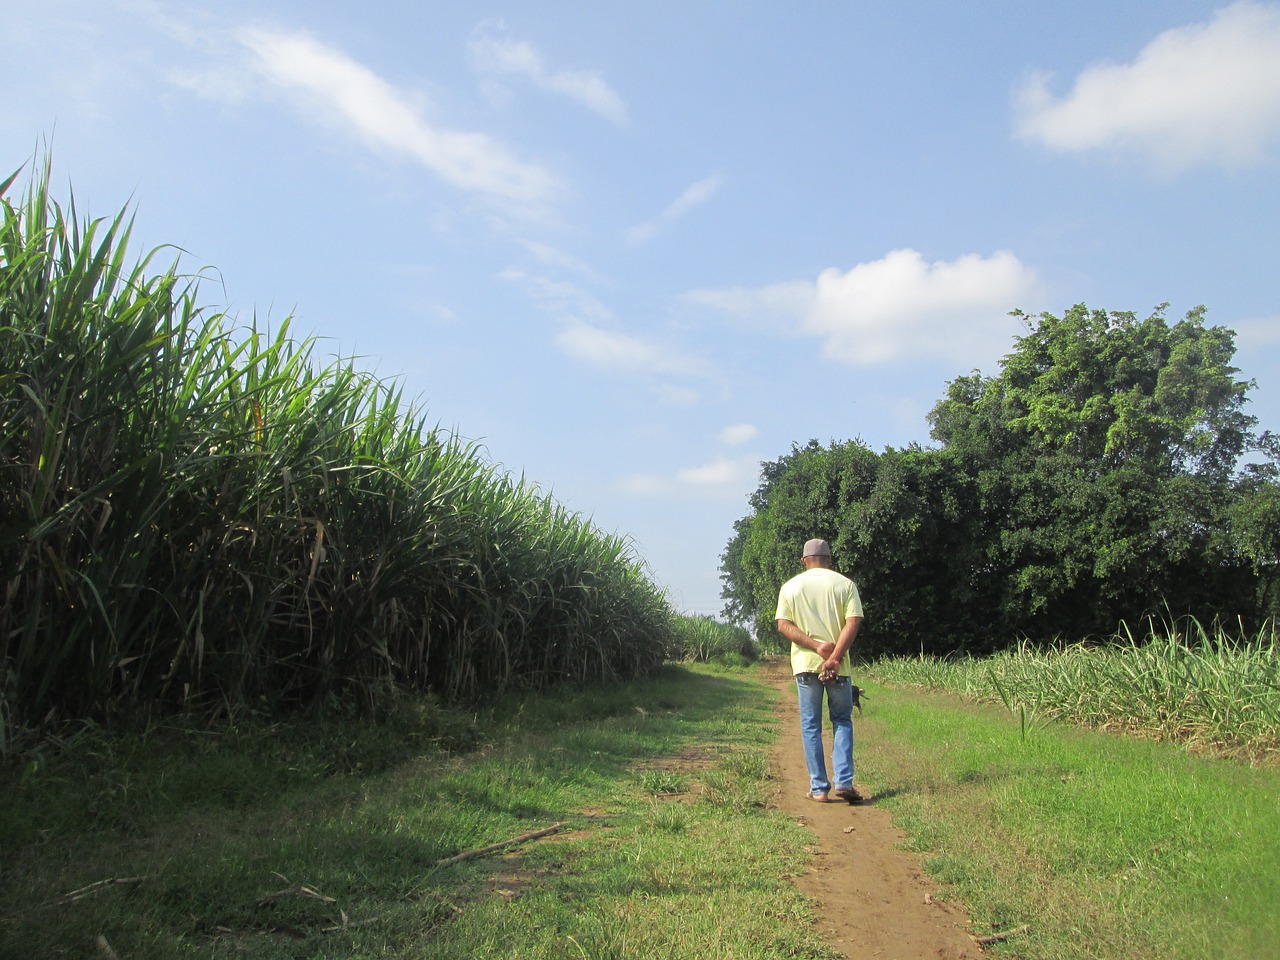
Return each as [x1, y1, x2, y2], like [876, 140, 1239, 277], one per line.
[775, 567, 864, 675]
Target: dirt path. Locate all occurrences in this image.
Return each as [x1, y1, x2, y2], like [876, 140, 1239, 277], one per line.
[764, 660, 983, 960]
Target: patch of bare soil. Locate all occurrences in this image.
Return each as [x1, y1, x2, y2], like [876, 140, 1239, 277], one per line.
[764, 660, 983, 959]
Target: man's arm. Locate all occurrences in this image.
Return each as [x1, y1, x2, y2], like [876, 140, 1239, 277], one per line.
[820, 616, 862, 678]
[776, 618, 836, 660]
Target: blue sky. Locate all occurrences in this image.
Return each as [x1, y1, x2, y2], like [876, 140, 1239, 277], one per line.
[6, 0, 1280, 617]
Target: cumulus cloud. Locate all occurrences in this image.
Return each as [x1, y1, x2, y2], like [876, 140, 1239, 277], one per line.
[627, 174, 723, 243]
[237, 26, 562, 213]
[1015, 1, 1280, 173]
[469, 21, 627, 125]
[689, 248, 1041, 368]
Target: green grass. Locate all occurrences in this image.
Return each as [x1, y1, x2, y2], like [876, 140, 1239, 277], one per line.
[0, 664, 837, 960]
[854, 681, 1280, 960]
[8, 647, 1277, 960]
[866, 617, 1280, 761]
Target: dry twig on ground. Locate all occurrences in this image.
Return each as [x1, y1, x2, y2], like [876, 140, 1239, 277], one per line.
[973, 924, 1030, 945]
[38, 877, 144, 910]
[434, 823, 564, 867]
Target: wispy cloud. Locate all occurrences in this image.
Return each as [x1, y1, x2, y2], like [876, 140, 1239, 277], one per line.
[627, 174, 723, 243]
[500, 270, 615, 325]
[676, 456, 754, 486]
[516, 239, 600, 280]
[555, 319, 712, 384]
[1233, 314, 1280, 349]
[618, 454, 760, 497]
[619, 424, 761, 498]
[469, 20, 627, 126]
[236, 26, 562, 214]
[1015, 1, 1280, 173]
[502, 270, 720, 401]
[718, 423, 758, 446]
[615, 473, 672, 496]
[688, 248, 1041, 369]
[685, 280, 813, 334]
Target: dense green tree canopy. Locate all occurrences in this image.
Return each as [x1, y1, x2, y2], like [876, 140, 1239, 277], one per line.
[722, 305, 1277, 658]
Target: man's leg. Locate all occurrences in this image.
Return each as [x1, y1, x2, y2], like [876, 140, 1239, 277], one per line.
[826, 677, 855, 790]
[795, 673, 830, 796]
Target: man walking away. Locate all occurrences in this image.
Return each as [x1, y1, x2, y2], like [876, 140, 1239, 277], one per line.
[775, 538, 865, 804]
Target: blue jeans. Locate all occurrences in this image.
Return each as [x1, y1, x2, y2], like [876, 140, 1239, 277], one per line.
[795, 673, 854, 795]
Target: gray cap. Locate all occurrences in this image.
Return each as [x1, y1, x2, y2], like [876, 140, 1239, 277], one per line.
[802, 538, 832, 558]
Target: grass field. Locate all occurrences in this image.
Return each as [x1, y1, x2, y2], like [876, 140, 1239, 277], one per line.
[0, 665, 830, 960]
[856, 681, 1280, 960]
[866, 618, 1280, 762]
[4, 657, 1279, 959]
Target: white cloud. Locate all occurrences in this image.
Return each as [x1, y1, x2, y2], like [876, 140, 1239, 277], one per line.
[469, 21, 627, 125]
[618, 454, 759, 497]
[427, 302, 459, 324]
[685, 280, 813, 334]
[676, 456, 752, 486]
[627, 174, 723, 243]
[237, 26, 562, 213]
[666, 175, 722, 216]
[517, 239, 595, 277]
[690, 249, 1041, 368]
[616, 473, 672, 496]
[555, 319, 714, 383]
[718, 423, 758, 446]
[653, 383, 703, 407]
[500, 270, 614, 324]
[1233, 314, 1280, 348]
[502, 270, 720, 401]
[1015, 1, 1280, 173]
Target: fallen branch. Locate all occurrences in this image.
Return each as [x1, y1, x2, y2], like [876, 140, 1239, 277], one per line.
[258, 884, 337, 906]
[321, 915, 382, 933]
[39, 877, 144, 910]
[435, 823, 563, 867]
[973, 924, 1029, 946]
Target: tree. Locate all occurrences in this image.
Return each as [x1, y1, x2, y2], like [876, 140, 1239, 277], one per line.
[721, 440, 988, 659]
[722, 304, 1278, 655]
[928, 304, 1266, 639]
[721, 440, 858, 644]
[1224, 439, 1280, 622]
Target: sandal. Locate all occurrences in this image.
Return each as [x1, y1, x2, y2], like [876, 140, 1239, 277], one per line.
[833, 785, 865, 804]
[805, 791, 829, 802]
